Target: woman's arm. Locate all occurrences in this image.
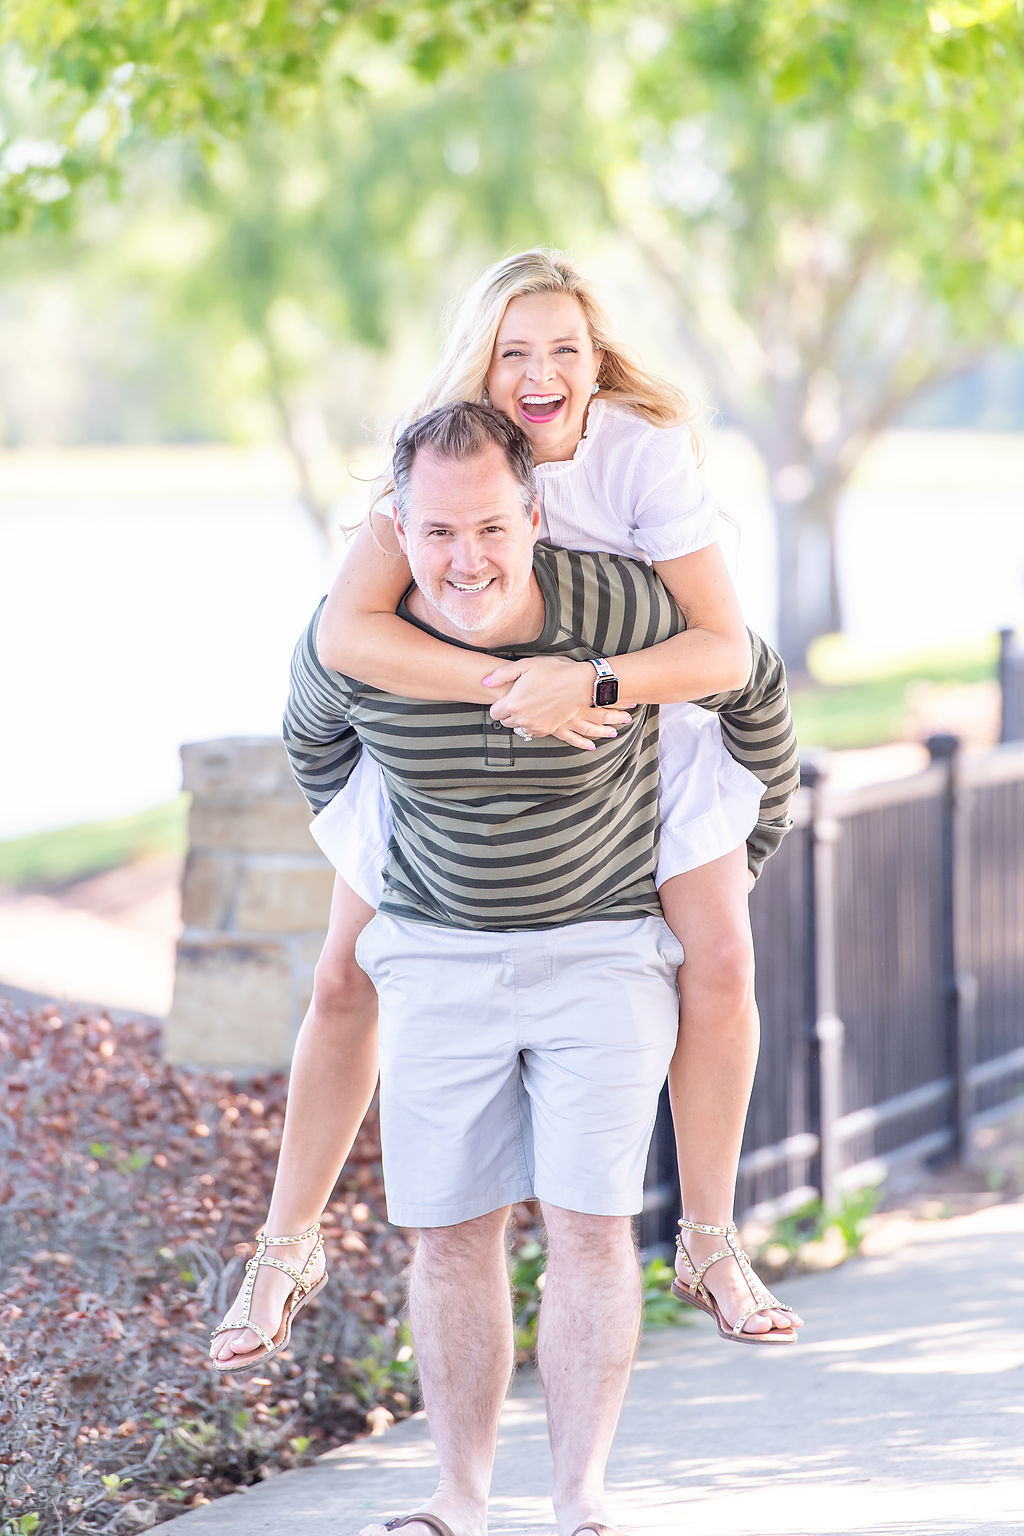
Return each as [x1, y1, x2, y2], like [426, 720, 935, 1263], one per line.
[488, 543, 751, 734]
[317, 516, 630, 750]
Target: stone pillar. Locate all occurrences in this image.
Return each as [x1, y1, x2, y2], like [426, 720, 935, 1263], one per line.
[164, 738, 335, 1070]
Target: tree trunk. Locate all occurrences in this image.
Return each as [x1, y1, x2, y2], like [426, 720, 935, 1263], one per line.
[772, 477, 844, 677]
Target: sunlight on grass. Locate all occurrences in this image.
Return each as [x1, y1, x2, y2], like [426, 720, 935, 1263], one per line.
[0, 797, 189, 887]
[793, 635, 998, 750]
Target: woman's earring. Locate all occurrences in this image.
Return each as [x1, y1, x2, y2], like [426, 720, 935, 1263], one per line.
[591, 381, 600, 396]
[482, 386, 491, 405]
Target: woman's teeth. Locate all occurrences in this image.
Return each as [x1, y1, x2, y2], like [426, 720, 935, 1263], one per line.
[519, 394, 565, 421]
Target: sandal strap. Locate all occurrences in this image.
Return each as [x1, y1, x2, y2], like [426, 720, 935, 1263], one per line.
[259, 1222, 321, 1246]
[730, 1298, 797, 1337]
[678, 1216, 734, 1238]
[678, 1217, 795, 1330]
[209, 1314, 276, 1352]
[384, 1517, 457, 1536]
[211, 1225, 323, 1347]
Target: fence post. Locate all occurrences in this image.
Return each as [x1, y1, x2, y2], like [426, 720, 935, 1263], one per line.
[926, 732, 975, 1161]
[999, 627, 1023, 743]
[801, 754, 844, 1213]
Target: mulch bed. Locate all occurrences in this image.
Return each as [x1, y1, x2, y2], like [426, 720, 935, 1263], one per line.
[0, 1000, 414, 1534]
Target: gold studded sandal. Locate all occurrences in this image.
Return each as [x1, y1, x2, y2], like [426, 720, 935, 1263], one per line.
[209, 1221, 327, 1373]
[671, 1217, 798, 1345]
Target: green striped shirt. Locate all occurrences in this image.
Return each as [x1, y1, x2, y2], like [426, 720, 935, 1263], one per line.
[284, 542, 798, 929]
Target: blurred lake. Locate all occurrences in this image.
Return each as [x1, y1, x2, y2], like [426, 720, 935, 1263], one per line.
[1, 431, 1022, 840]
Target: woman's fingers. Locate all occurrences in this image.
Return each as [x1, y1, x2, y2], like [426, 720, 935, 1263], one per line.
[551, 726, 598, 751]
[481, 661, 525, 690]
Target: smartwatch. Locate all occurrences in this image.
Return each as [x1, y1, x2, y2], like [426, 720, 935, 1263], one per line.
[588, 657, 620, 707]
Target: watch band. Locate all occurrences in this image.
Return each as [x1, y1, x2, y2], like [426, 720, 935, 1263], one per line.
[588, 657, 619, 707]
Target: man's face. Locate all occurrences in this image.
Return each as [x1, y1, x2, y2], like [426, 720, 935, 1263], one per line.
[394, 442, 541, 645]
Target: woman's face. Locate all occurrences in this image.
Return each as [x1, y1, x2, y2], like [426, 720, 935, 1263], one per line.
[485, 291, 603, 465]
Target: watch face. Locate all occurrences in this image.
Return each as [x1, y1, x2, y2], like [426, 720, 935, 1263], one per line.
[594, 676, 619, 707]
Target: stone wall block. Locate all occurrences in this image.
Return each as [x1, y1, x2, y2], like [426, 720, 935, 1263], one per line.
[165, 936, 293, 1068]
[168, 736, 337, 1068]
[188, 797, 314, 855]
[180, 737, 299, 799]
[180, 851, 240, 930]
[236, 858, 335, 934]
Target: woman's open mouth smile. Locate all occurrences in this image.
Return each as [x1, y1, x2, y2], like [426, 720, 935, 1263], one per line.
[517, 394, 566, 424]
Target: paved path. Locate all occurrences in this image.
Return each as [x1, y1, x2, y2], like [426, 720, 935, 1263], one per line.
[169, 1200, 1024, 1536]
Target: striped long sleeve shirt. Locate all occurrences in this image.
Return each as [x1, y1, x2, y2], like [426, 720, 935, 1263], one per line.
[284, 542, 798, 930]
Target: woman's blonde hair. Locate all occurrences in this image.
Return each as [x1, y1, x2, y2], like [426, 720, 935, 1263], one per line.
[371, 248, 702, 515]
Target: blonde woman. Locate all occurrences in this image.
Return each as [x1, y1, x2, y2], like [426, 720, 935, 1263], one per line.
[210, 250, 801, 1374]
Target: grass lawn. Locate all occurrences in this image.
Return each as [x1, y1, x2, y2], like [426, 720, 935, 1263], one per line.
[0, 795, 189, 887]
[790, 634, 998, 749]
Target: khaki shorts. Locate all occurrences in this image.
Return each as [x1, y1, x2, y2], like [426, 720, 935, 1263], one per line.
[354, 913, 683, 1228]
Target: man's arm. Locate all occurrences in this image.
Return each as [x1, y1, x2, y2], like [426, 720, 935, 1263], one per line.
[283, 601, 363, 813]
[694, 630, 800, 880]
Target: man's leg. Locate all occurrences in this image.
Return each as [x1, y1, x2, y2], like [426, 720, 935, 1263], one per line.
[538, 1204, 642, 1536]
[361, 1206, 515, 1536]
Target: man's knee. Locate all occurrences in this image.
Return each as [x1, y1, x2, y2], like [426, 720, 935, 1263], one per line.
[416, 1208, 511, 1265]
[542, 1206, 636, 1266]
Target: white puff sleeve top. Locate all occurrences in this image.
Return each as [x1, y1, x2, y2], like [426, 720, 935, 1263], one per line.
[534, 400, 719, 564]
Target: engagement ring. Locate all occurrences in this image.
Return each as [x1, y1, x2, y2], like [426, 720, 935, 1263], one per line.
[513, 726, 533, 741]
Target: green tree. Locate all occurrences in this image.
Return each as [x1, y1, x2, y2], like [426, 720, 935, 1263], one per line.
[378, 1, 1022, 665]
[0, 0, 563, 236]
[577, 1, 1024, 667]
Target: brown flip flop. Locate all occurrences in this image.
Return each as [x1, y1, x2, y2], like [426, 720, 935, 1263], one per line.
[385, 1517, 458, 1536]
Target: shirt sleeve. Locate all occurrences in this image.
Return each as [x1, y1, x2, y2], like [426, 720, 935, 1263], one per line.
[693, 630, 800, 881]
[629, 422, 721, 566]
[282, 599, 363, 813]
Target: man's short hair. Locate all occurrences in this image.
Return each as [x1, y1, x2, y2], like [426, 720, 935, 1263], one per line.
[393, 401, 537, 526]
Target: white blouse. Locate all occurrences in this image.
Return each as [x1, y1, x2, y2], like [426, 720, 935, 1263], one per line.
[534, 399, 719, 565]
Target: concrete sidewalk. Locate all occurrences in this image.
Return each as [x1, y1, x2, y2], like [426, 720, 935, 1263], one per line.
[170, 1200, 1024, 1536]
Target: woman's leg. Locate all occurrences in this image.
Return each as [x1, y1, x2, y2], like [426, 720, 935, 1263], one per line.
[660, 846, 801, 1337]
[211, 875, 380, 1362]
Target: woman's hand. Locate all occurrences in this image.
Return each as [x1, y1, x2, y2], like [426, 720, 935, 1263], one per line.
[549, 705, 636, 752]
[481, 655, 635, 751]
[483, 655, 601, 737]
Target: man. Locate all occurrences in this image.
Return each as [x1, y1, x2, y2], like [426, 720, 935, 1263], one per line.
[284, 401, 749, 1536]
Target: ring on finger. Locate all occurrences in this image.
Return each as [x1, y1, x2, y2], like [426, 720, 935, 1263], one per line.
[513, 726, 534, 741]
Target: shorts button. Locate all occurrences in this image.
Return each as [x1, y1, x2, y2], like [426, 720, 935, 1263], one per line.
[491, 721, 503, 731]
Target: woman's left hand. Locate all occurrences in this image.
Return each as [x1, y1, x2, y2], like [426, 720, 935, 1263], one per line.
[483, 655, 602, 738]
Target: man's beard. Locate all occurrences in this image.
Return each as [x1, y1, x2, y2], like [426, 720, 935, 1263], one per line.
[422, 569, 529, 638]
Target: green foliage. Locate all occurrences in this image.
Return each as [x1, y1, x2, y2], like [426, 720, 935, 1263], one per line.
[0, 795, 187, 887]
[771, 1184, 882, 1258]
[829, 1185, 882, 1254]
[770, 1198, 830, 1255]
[0, 0, 568, 234]
[511, 1237, 546, 1357]
[2, 1517, 40, 1536]
[641, 1255, 689, 1330]
[348, 1322, 417, 1407]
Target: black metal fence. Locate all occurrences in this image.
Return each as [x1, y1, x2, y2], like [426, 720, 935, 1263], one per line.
[640, 733, 1024, 1246]
[999, 628, 1024, 742]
